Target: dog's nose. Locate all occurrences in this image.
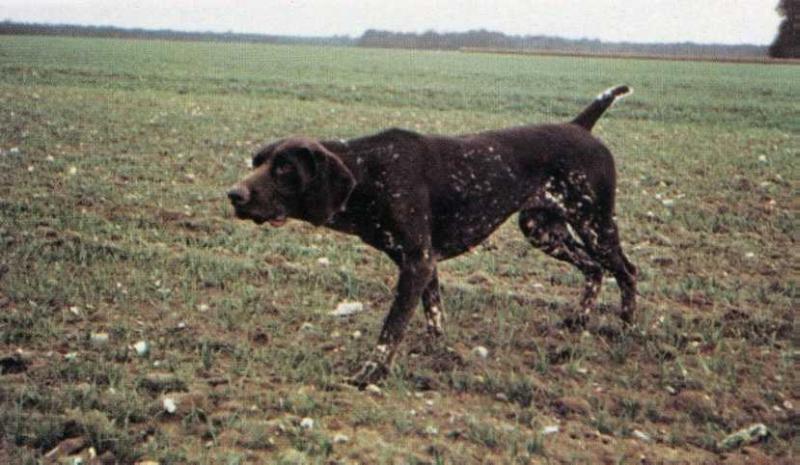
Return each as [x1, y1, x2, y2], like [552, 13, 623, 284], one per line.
[227, 185, 250, 206]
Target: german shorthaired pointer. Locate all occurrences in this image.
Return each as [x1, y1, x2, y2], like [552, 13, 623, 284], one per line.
[228, 86, 637, 386]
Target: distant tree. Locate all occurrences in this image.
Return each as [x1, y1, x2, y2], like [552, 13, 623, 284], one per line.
[769, 0, 800, 57]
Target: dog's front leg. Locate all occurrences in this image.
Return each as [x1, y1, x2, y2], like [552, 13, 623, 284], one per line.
[352, 251, 435, 387]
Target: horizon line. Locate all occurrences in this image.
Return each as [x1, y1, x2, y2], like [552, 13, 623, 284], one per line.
[0, 19, 770, 48]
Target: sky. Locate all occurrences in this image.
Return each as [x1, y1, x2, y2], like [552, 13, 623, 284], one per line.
[1, 0, 783, 45]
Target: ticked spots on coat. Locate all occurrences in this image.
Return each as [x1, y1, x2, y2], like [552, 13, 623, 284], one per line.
[231, 87, 638, 387]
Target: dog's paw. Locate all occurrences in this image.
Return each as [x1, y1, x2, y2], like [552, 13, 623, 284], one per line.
[620, 306, 636, 326]
[349, 360, 389, 389]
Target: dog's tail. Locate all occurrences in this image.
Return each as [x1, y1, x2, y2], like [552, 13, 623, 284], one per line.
[571, 85, 632, 131]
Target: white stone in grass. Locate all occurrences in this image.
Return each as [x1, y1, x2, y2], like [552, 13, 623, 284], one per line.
[330, 301, 364, 317]
[718, 423, 770, 451]
[541, 425, 560, 435]
[365, 384, 383, 396]
[300, 417, 314, 430]
[133, 340, 150, 357]
[758, 155, 767, 163]
[90, 332, 110, 346]
[661, 198, 675, 207]
[68, 166, 77, 175]
[471, 346, 489, 359]
[633, 430, 652, 442]
[163, 397, 177, 414]
[9, 147, 20, 155]
[744, 252, 755, 259]
[351, 330, 362, 340]
[316, 257, 331, 266]
[333, 433, 349, 444]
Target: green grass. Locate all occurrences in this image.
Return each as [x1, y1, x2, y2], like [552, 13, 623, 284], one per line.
[0, 35, 798, 464]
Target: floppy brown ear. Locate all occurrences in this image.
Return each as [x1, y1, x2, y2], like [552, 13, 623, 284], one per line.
[301, 146, 356, 226]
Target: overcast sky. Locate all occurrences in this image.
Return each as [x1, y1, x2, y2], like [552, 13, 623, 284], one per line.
[1, 1, 783, 45]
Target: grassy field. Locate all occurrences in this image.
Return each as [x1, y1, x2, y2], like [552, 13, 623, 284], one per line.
[0, 35, 797, 464]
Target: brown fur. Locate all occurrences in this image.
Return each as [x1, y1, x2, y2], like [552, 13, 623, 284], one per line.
[228, 86, 637, 386]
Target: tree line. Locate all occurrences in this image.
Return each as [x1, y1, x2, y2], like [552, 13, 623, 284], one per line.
[0, 21, 355, 46]
[4, 20, 796, 58]
[356, 29, 766, 58]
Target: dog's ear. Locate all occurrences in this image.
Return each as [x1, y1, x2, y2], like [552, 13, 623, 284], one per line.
[299, 145, 356, 226]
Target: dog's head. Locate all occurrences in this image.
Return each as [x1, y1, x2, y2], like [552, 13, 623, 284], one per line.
[227, 137, 356, 227]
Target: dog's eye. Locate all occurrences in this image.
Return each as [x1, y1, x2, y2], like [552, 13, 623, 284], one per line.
[274, 164, 293, 176]
[271, 159, 300, 192]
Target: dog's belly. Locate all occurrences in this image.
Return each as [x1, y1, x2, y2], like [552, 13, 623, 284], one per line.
[431, 206, 518, 260]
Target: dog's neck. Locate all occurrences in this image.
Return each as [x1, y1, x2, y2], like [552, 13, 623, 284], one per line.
[315, 139, 365, 234]
[319, 139, 366, 184]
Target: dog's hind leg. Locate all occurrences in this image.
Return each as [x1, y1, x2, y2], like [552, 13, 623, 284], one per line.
[518, 207, 604, 318]
[574, 217, 637, 324]
[422, 268, 445, 337]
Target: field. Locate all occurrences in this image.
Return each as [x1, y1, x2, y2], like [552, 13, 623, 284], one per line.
[0, 35, 797, 464]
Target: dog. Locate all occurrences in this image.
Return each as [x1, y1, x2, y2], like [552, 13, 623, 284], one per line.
[228, 86, 637, 386]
